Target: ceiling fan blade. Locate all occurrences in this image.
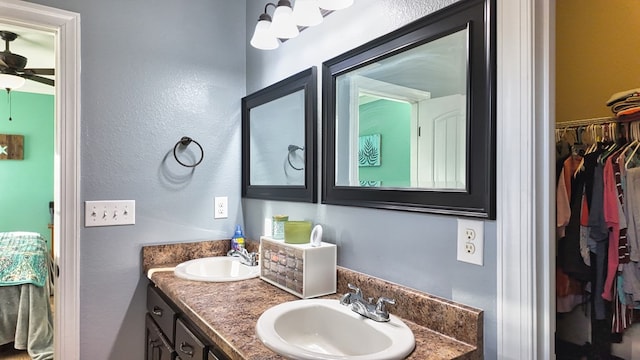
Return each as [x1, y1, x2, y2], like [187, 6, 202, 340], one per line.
[19, 73, 54, 86]
[24, 68, 54, 76]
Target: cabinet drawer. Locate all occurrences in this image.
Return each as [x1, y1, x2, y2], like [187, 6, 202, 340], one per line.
[147, 284, 178, 346]
[146, 314, 176, 360]
[208, 349, 227, 360]
[175, 318, 206, 360]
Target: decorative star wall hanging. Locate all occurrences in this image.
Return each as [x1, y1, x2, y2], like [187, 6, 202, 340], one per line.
[0, 134, 24, 160]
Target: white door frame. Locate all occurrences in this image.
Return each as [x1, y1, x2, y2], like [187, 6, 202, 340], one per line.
[496, 0, 554, 359]
[0, 1, 81, 359]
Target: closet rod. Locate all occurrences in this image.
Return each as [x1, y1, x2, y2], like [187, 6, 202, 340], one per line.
[556, 116, 616, 128]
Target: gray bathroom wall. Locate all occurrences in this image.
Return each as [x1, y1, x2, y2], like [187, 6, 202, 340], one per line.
[23, 0, 246, 359]
[244, 0, 498, 358]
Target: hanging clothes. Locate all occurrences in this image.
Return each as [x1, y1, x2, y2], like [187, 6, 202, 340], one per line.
[558, 151, 592, 283]
[602, 151, 626, 302]
[556, 120, 636, 352]
[625, 167, 640, 262]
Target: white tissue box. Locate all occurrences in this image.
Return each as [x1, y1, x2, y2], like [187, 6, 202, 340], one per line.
[259, 236, 337, 299]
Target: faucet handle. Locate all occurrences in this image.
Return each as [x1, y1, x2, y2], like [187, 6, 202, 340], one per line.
[375, 297, 396, 313]
[248, 251, 258, 265]
[347, 283, 363, 298]
[339, 293, 352, 306]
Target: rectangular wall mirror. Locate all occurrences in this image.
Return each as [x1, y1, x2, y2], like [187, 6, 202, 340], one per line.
[242, 67, 318, 202]
[322, 0, 495, 218]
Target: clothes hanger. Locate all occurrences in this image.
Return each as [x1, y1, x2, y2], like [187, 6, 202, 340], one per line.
[619, 122, 638, 158]
[574, 127, 587, 177]
[624, 122, 640, 169]
[600, 122, 622, 163]
[625, 142, 640, 169]
[586, 124, 598, 154]
[610, 122, 618, 141]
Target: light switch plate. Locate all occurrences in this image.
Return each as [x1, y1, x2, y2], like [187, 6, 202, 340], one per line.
[85, 200, 136, 227]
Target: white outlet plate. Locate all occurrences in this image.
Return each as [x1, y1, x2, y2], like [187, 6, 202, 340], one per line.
[85, 200, 136, 227]
[456, 219, 484, 265]
[214, 196, 228, 219]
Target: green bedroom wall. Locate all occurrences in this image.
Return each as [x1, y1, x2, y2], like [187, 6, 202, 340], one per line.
[358, 98, 412, 187]
[0, 91, 54, 251]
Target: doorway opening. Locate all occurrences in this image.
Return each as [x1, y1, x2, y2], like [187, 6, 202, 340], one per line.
[0, 1, 80, 359]
[554, 1, 640, 359]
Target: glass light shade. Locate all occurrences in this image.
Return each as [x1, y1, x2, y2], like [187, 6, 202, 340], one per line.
[271, 4, 299, 39]
[293, 0, 323, 27]
[251, 20, 280, 50]
[318, 0, 354, 10]
[0, 74, 26, 90]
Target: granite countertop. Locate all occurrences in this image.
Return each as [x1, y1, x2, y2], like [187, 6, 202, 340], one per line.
[143, 241, 482, 360]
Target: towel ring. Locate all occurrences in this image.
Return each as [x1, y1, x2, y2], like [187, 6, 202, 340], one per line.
[287, 145, 304, 171]
[173, 136, 204, 168]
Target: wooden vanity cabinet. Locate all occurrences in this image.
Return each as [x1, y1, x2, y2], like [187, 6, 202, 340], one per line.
[175, 318, 205, 359]
[147, 284, 178, 347]
[146, 283, 229, 360]
[146, 314, 176, 360]
[208, 350, 224, 360]
[174, 317, 228, 360]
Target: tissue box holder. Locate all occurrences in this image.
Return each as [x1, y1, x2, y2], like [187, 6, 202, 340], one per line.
[260, 236, 336, 299]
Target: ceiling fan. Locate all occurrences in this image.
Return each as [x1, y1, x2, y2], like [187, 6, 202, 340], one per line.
[0, 30, 54, 87]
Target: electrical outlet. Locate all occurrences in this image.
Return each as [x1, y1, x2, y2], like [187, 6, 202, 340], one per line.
[465, 242, 476, 254]
[214, 196, 228, 219]
[465, 228, 476, 241]
[84, 200, 136, 227]
[457, 219, 483, 265]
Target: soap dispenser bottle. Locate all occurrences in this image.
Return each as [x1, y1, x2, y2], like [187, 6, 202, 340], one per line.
[231, 225, 245, 251]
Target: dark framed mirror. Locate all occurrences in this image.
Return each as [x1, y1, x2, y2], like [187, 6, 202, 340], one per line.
[322, 0, 495, 218]
[242, 67, 317, 202]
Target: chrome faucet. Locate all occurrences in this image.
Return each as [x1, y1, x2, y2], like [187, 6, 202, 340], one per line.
[226, 247, 259, 266]
[340, 283, 396, 322]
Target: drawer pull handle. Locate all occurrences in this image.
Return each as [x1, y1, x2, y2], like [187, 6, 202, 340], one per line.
[152, 306, 163, 317]
[179, 342, 194, 356]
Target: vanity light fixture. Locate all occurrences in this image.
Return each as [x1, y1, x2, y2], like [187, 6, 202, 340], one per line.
[271, 0, 299, 39]
[251, 0, 354, 50]
[250, 3, 280, 50]
[318, 0, 353, 10]
[293, 0, 323, 27]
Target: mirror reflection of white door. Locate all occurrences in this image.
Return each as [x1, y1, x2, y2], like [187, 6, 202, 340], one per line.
[416, 94, 466, 189]
[349, 75, 431, 186]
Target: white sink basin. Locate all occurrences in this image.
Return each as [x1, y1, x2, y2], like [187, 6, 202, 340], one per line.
[174, 256, 260, 282]
[256, 299, 415, 360]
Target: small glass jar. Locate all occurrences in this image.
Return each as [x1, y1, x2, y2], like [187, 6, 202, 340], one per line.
[272, 215, 288, 239]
